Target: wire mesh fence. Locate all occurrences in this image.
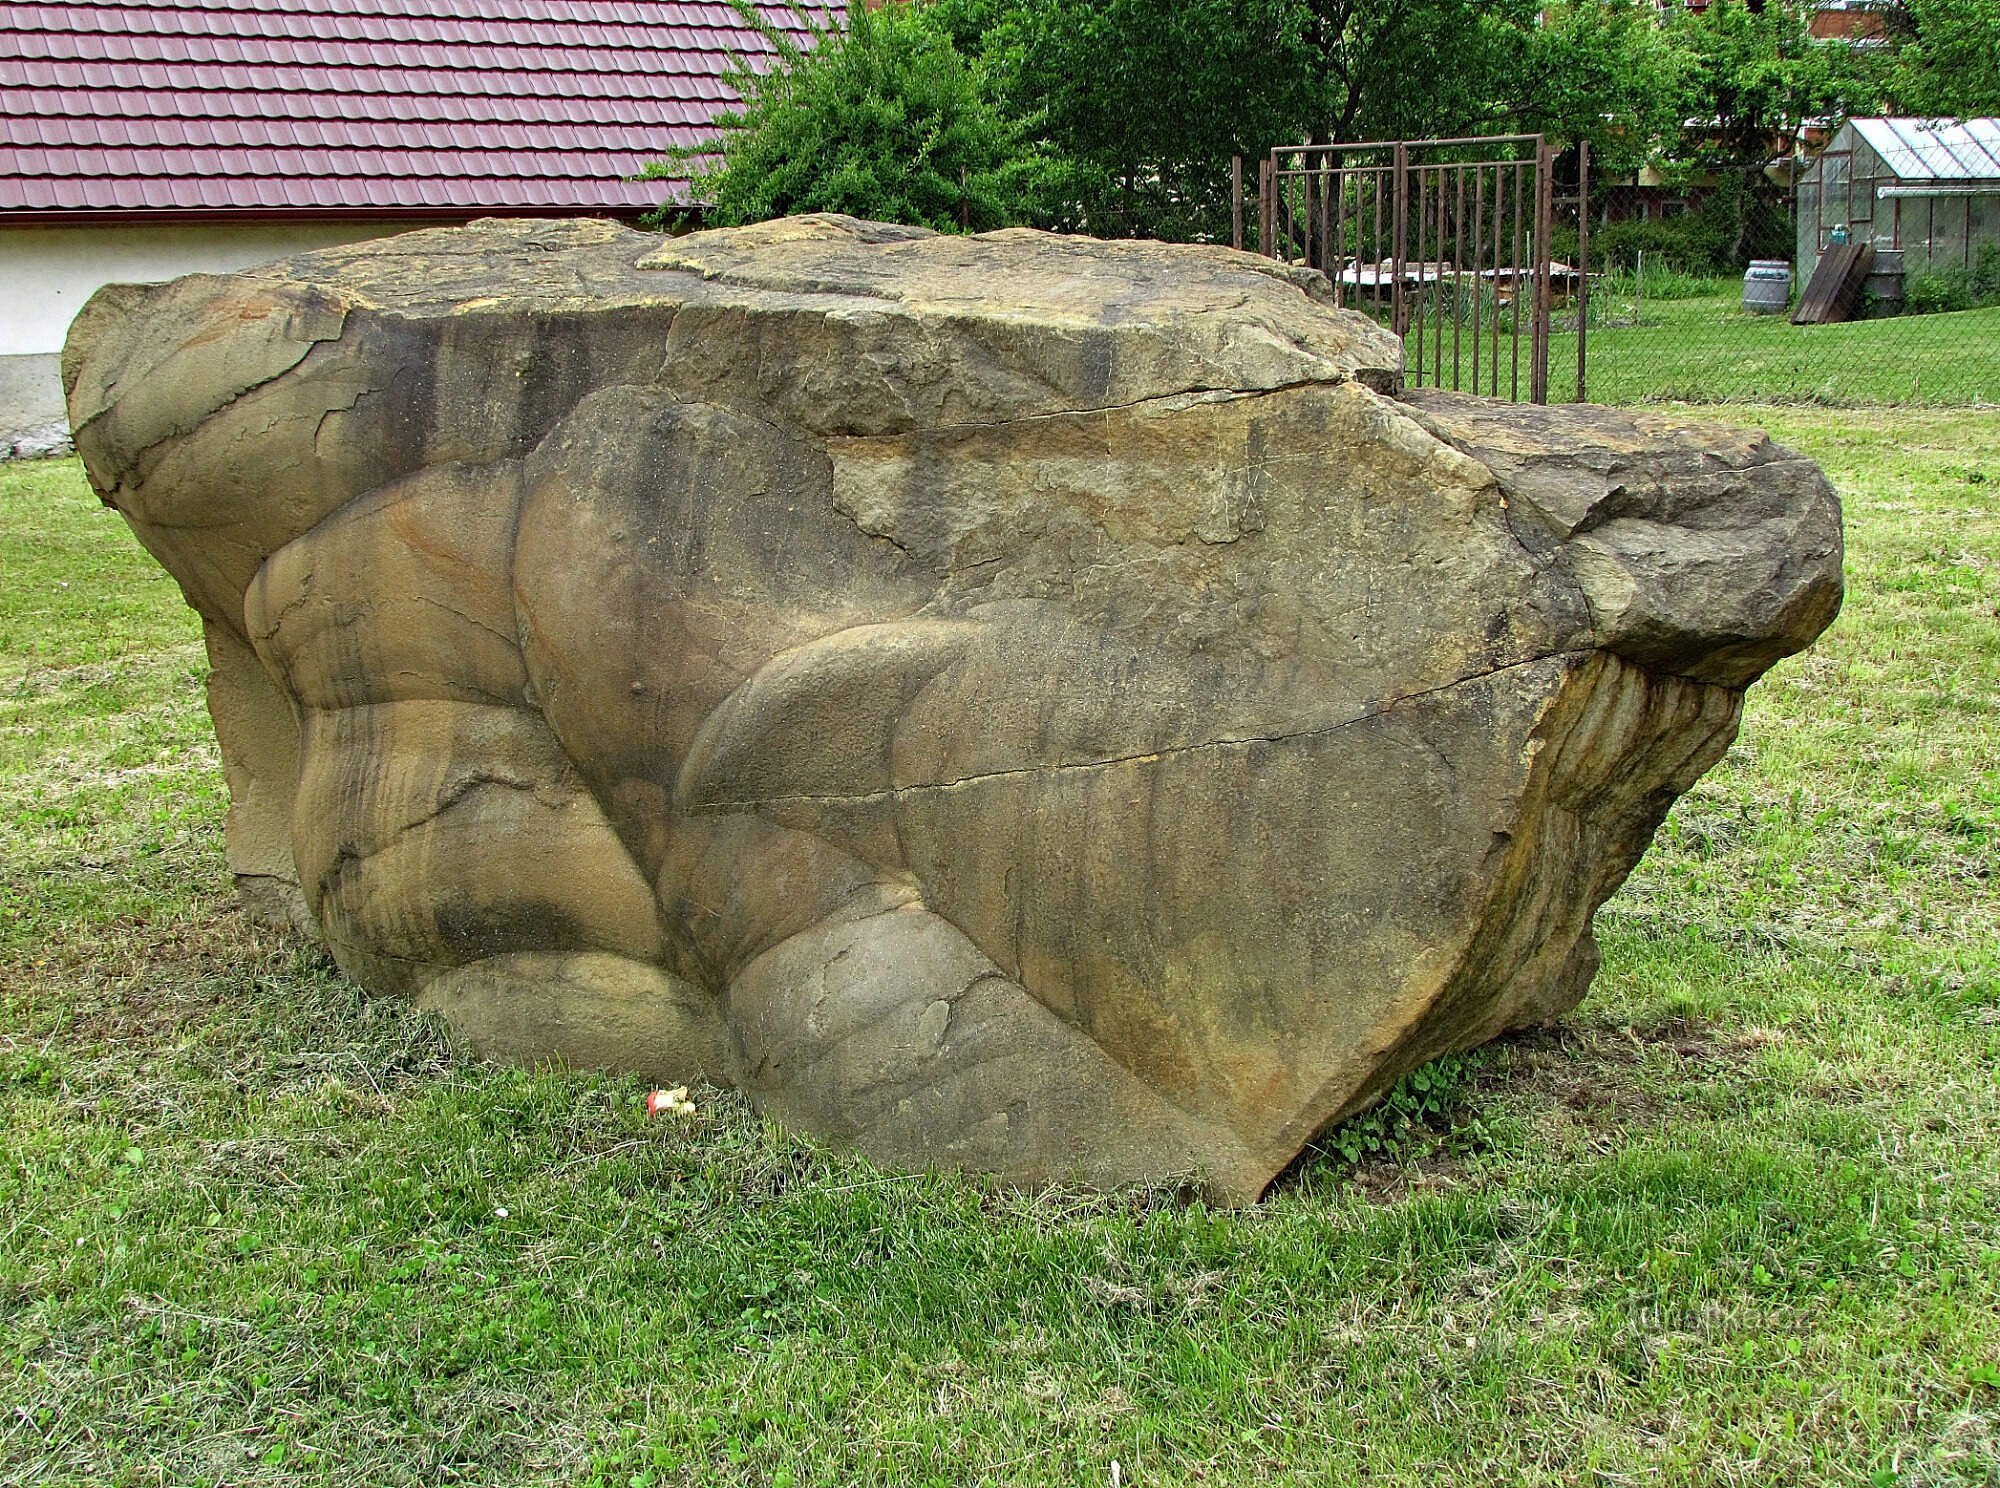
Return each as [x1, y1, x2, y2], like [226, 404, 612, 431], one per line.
[1551, 177, 2000, 407]
[1242, 128, 2000, 409]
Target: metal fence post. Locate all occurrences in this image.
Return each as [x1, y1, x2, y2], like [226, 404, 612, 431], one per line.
[1531, 135, 1553, 405]
[1391, 140, 1409, 341]
[1232, 154, 1244, 252]
[1575, 139, 1590, 403]
[1259, 155, 1276, 258]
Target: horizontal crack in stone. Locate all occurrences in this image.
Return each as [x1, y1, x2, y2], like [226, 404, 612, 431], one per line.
[694, 651, 1589, 813]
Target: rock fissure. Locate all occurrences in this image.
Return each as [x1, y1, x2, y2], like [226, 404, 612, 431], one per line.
[83, 312, 351, 466]
[412, 596, 524, 654]
[826, 375, 1354, 445]
[690, 651, 1591, 814]
[313, 766, 552, 893]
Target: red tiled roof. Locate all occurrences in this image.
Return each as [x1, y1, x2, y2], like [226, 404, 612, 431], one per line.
[0, 0, 824, 220]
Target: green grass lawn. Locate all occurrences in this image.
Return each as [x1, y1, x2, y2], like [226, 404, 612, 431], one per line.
[1552, 294, 2000, 407]
[3, 409, 1998, 1486]
[1399, 289, 2000, 407]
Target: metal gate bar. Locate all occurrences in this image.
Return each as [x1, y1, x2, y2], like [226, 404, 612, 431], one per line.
[1237, 134, 1589, 404]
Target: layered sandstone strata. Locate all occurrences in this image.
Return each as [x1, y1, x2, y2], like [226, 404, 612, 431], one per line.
[64, 215, 1842, 1200]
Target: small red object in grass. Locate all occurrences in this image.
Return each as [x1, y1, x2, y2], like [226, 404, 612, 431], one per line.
[645, 1086, 694, 1118]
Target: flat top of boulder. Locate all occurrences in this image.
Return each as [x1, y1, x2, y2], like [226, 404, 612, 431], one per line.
[639, 214, 1351, 320]
[248, 213, 1404, 397]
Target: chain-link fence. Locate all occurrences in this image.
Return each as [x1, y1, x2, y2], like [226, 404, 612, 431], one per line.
[1245, 127, 2000, 409]
[1548, 148, 1999, 408]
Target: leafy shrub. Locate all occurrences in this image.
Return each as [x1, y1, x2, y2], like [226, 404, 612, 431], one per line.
[1975, 240, 2000, 302]
[1320, 1052, 1481, 1166]
[1720, 181, 1797, 267]
[1583, 180, 1794, 277]
[644, 1, 1065, 233]
[1904, 243, 2000, 315]
[1906, 269, 1976, 315]
[1588, 216, 1730, 275]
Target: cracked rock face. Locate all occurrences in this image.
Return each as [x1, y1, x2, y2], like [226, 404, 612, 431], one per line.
[64, 215, 1842, 1201]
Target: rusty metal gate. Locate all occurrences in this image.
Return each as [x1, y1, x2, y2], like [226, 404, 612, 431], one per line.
[1233, 134, 1590, 403]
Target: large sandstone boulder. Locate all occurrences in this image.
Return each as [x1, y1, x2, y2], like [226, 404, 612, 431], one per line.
[64, 215, 1841, 1201]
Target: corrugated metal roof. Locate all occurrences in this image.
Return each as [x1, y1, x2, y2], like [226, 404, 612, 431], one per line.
[0, 0, 826, 219]
[1850, 117, 2000, 183]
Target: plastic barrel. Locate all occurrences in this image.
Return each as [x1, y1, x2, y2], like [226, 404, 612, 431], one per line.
[1743, 260, 1792, 315]
[1864, 248, 1905, 318]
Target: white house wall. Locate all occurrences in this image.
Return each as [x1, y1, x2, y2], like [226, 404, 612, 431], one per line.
[1, 218, 453, 456]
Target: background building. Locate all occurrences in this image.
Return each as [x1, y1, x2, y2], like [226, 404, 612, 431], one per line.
[1795, 117, 2000, 285]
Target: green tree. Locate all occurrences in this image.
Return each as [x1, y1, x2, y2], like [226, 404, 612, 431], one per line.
[1881, 0, 2000, 117]
[646, 1, 1061, 232]
[1663, 0, 1881, 264]
[656, 0, 1863, 255]
[941, 0, 1319, 240]
[1289, 0, 1530, 145]
[1499, 0, 1685, 179]
[949, 0, 1683, 242]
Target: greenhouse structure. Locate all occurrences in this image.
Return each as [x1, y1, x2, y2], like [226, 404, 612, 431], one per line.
[1795, 117, 2000, 286]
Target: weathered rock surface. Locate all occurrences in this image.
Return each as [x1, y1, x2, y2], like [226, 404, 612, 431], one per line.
[64, 215, 1842, 1201]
